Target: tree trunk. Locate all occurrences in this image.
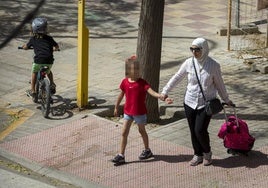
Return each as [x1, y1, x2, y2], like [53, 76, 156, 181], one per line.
[136, 0, 165, 123]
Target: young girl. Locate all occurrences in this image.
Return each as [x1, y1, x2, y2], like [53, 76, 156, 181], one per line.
[22, 17, 59, 101]
[112, 55, 172, 164]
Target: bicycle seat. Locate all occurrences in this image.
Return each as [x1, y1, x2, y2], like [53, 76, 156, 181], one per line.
[40, 66, 49, 72]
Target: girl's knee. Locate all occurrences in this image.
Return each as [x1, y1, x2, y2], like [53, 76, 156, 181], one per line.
[138, 125, 147, 134]
[121, 130, 129, 138]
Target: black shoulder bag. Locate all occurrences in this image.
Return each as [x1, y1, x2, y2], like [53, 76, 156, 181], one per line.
[192, 58, 223, 116]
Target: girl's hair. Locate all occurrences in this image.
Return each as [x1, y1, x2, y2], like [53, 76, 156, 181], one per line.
[125, 55, 140, 77]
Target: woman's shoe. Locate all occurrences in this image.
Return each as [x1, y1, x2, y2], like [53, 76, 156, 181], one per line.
[189, 155, 203, 166]
[203, 152, 212, 166]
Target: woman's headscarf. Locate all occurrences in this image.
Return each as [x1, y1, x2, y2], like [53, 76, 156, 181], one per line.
[192, 37, 209, 65]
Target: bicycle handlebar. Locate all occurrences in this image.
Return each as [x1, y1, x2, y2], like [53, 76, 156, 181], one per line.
[18, 46, 33, 50]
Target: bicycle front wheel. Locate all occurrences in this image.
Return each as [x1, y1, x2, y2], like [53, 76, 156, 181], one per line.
[40, 78, 51, 118]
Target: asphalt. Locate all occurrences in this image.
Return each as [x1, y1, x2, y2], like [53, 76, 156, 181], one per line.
[0, 0, 268, 188]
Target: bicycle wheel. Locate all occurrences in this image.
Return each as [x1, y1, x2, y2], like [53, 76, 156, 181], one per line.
[33, 79, 39, 103]
[40, 78, 51, 118]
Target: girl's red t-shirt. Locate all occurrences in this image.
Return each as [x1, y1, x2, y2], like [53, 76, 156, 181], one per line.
[120, 78, 150, 115]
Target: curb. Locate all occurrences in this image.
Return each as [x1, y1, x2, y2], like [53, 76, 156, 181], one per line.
[0, 148, 107, 188]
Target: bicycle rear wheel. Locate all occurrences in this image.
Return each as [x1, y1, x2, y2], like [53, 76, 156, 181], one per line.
[40, 78, 51, 118]
[33, 79, 39, 103]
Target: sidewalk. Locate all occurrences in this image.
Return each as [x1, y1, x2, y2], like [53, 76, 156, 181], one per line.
[0, 0, 268, 187]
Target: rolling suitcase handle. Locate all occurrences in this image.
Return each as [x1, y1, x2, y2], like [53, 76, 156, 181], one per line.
[222, 103, 239, 127]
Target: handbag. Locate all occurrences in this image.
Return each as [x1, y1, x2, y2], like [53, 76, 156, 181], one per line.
[205, 98, 223, 116]
[192, 58, 223, 116]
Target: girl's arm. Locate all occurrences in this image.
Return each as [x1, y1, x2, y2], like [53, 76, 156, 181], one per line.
[147, 88, 173, 104]
[114, 91, 124, 117]
[147, 88, 161, 99]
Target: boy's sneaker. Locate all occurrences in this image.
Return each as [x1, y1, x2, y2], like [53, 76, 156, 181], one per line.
[112, 154, 125, 164]
[32, 92, 37, 103]
[26, 90, 37, 103]
[139, 149, 153, 160]
[189, 155, 203, 166]
[50, 83, 56, 95]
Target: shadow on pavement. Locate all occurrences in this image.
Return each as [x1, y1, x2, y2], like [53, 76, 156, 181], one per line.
[40, 95, 75, 120]
[114, 154, 192, 166]
[212, 150, 268, 168]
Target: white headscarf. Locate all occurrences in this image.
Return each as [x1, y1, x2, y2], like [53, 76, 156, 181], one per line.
[192, 38, 209, 65]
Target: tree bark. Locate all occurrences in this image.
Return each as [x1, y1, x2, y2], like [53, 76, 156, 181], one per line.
[136, 0, 165, 123]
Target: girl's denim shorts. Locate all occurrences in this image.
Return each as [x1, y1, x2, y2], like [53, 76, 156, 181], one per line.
[123, 114, 147, 124]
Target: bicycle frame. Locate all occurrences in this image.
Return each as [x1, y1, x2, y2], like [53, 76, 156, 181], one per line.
[34, 66, 52, 118]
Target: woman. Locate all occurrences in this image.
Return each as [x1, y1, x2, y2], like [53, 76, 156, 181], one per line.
[161, 38, 234, 166]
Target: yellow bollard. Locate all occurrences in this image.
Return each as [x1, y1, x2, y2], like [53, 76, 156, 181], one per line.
[77, 0, 89, 108]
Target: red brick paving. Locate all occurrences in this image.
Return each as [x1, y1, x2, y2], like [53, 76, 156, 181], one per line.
[1, 114, 267, 188]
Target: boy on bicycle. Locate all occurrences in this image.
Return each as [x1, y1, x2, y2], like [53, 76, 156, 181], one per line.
[22, 17, 59, 101]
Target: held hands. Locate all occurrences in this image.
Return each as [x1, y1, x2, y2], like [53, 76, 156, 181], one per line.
[159, 94, 173, 104]
[165, 97, 173, 104]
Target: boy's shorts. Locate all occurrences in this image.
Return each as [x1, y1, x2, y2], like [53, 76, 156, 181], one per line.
[32, 63, 52, 74]
[123, 114, 147, 125]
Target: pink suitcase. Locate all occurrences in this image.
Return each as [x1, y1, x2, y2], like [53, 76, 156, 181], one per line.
[218, 105, 255, 155]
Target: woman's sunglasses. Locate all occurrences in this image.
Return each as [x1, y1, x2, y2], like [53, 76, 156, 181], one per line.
[190, 47, 202, 52]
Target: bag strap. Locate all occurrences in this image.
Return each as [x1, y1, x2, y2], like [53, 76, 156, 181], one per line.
[192, 57, 207, 101]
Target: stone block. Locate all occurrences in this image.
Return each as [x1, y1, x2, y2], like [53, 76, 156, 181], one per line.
[217, 24, 261, 36]
[256, 61, 268, 74]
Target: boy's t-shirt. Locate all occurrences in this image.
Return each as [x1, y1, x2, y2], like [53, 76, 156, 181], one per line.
[27, 35, 58, 64]
[120, 78, 150, 116]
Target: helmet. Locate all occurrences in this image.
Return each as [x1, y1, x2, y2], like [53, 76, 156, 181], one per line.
[32, 18, 47, 34]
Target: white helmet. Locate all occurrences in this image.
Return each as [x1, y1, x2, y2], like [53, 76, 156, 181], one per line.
[32, 18, 47, 34]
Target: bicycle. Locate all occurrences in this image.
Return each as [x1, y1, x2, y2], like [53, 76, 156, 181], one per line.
[18, 46, 55, 118]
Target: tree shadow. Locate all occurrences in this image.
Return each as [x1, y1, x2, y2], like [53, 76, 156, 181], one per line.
[159, 105, 185, 125]
[0, 0, 141, 40]
[212, 150, 268, 168]
[1, 0, 221, 46]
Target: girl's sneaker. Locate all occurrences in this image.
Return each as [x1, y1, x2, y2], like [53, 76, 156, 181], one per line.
[139, 149, 153, 160]
[112, 154, 125, 164]
[189, 155, 203, 166]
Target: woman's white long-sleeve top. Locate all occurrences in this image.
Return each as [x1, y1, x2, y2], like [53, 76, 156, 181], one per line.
[161, 57, 231, 110]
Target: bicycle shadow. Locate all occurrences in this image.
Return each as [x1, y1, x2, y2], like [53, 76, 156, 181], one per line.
[43, 95, 76, 120]
[212, 150, 268, 168]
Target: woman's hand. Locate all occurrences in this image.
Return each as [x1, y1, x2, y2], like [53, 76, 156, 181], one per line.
[159, 94, 173, 104]
[165, 97, 173, 104]
[160, 94, 168, 101]
[227, 100, 235, 107]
